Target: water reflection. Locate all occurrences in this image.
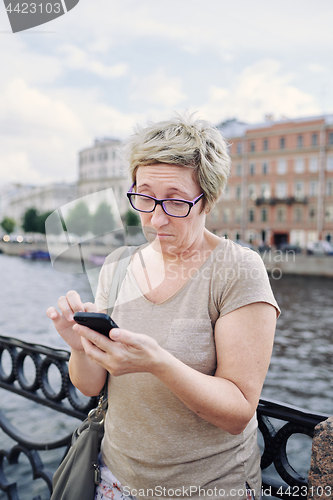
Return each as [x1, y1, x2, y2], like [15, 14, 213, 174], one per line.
[262, 275, 333, 414]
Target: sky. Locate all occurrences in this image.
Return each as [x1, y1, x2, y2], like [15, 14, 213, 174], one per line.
[0, 0, 333, 186]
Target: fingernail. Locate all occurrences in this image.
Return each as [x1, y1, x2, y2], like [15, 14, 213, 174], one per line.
[50, 312, 57, 319]
[111, 329, 119, 338]
[68, 315, 74, 322]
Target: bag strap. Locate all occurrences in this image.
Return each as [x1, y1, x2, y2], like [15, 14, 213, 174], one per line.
[107, 246, 138, 317]
[100, 246, 138, 403]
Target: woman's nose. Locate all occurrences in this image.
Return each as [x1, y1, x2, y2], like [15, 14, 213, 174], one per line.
[150, 204, 169, 225]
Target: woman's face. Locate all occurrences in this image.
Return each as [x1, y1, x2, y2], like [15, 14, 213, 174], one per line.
[135, 164, 207, 256]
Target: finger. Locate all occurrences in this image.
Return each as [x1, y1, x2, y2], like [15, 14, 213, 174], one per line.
[81, 337, 108, 364]
[46, 307, 58, 320]
[109, 328, 142, 348]
[84, 302, 98, 313]
[66, 290, 85, 313]
[73, 323, 111, 351]
[58, 296, 76, 322]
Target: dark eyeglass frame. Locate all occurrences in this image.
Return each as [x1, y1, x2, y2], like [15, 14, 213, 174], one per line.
[126, 182, 204, 218]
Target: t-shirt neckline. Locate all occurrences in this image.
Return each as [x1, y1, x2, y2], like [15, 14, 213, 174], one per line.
[128, 238, 224, 306]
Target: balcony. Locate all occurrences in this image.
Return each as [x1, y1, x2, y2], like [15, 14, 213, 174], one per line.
[255, 196, 308, 206]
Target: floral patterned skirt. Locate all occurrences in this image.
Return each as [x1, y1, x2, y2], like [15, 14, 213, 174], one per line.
[94, 453, 256, 500]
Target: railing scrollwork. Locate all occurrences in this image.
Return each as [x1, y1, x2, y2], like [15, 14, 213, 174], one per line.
[0, 335, 330, 500]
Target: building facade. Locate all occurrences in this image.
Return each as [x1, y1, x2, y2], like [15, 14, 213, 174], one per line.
[1, 182, 77, 229]
[78, 137, 130, 215]
[206, 115, 333, 247]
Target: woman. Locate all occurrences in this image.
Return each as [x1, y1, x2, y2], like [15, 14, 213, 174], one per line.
[47, 114, 280, 500]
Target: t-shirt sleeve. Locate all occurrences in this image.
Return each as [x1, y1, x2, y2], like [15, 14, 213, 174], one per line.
[215, 246, 281, 319]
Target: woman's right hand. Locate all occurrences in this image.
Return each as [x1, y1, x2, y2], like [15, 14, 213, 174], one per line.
[46, 290, 98, 353]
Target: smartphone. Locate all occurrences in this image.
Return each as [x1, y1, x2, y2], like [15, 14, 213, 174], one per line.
[73, 312, 118, 337]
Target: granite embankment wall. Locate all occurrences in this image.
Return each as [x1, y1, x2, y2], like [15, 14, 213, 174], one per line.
[1, 242, 333, 277]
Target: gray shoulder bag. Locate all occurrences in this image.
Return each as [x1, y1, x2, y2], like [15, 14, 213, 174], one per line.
[51, 246, 137, 500]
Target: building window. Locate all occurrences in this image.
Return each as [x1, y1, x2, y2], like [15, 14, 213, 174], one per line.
[90, 154, 94, 162]
[250, 141, 256, 152]
[294, 181, 304, 198]
[248, 184, 256, 200]
[223, 185, 230, 200]
[327, 181, 333, 197]
[223, 208, 230, 223]
[263, 139, 269, 151]
[312, 133, 318, 146]
[262, 162, 269, 175]
[277, 207, 285, 222]
[280, 137, 285, 149]
[326, 156, 333, 171]
[261, 208, 268, 222]
[309, 207, 316, 219]
[328, 132, 333, 145]
[250, 163, 256, 175]
[294, 207, 303, 222]
[112, 151, 116, 159]
[294, 158, 304, 173]
[261, 183, 270, 199]
[325, 206, 333, 222]
[277, 159, 287, 175]
[309, 181, 318, 197]
[276, 182, 287, 198]
[236, 164, 242, 176]
[235, 208, 242, 223]
[236, 185, 241, 199]
[237, 142, 242, 154]
[104, 152, 108, 160]
[309, 157, 318, 172]
[248, 209, 255, 222]
[297, 135, 303, 148]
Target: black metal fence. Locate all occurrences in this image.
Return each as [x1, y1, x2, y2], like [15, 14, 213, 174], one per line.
[0, 335, 330, 500]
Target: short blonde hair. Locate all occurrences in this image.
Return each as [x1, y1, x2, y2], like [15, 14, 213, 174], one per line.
[123, 113, 231, 209]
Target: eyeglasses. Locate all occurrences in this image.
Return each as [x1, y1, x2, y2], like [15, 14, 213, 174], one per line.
[126, 183, 204, 218]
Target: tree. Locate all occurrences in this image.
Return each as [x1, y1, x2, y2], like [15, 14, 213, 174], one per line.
[91, 201, 116, 236]
[1, 217, 16, 234]
[22, 208, 39, 233]
[124, 209, 140, 227]
[65, 201, 91, 237]
[37, 211, 53, 235]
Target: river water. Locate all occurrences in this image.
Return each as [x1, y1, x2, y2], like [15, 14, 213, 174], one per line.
[0, 253, 333, 500]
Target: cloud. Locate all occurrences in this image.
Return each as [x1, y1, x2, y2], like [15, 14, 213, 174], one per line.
[0, 152, 42, 184]
[57, 44, 129, 79]
[130, 68, 187, 107]
[305, 64, 328, 74]
[0, 78, 143, 186]
[198, 59, 321, 124]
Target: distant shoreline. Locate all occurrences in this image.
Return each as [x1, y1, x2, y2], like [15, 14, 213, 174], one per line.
[1, 240, 333, 278]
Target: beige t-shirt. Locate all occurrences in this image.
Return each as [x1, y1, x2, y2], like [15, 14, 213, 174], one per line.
[95, 238, 280, 500]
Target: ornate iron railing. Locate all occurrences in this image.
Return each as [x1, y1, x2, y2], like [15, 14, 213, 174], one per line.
[0, 335, 330, 500]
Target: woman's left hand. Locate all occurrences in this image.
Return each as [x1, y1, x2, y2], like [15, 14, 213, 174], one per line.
[72, 324, 166, 376]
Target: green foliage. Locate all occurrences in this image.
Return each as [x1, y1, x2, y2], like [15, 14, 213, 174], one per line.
[0, 217, 16, 234]
[91, 201, 115, 236]
[65, 201, 91, 237]
[124, 209, 140, 227]
[37, 211, 53, 235]
[22, 208, 39, 233]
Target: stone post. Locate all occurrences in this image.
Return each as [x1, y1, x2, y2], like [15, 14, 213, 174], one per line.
[307, 416, 333, 499]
